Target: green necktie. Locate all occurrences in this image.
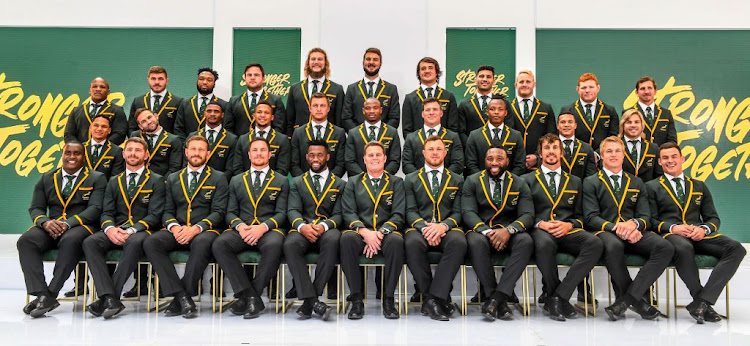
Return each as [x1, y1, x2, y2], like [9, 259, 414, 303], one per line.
[127, 172, 138, 198]
[253, 170, 263, 193]
[250, 93, 258, 113]
[91, 144, 102, 163]
[492, 127, 501, 142]
[427, 128, 436, 137]
[645, 106, 654, 125]
[480, 95, 489, 112]
[145, 134, 156, 151]
[628, 140, 639, 165]
[90, 103, 100, 116]
[312, 174, 322, 196]
[584, 103, 593, 123]
[153, 95, 161, 112]
[673, 177, 686, 204]
[188, 171, 199, 196]
[425, 87, 433, 98]
[199, 96, 208, 116]
[563, 139, 573, 158]
[371, 177, 380, 190]
[256, 130, 266, 139]
[315, 125, 323, 140]
[491, 177, 502, 205]
[523, 99, 531, 122]
[547, 171, 558, 199]
[610, 174, 621, 195]
[62, 174, 75, 199]
[311, 80, 319, 95]
[367, 81, 375, 98]
[207, 129, 216, 145]
[368, 125, 377, 141]
[430, 170, 440, 197]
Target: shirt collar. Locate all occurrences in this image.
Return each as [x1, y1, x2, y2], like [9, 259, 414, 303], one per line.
[368, 172, 385, 180]
[151, 90, 167, 99]
[638, 101, 655, 110]
[487, 122, 504, 133]
[254, 125, 271, 135]
[198, 93, 214, 100]
[311, 120, 328, 129]
[623, 135, 641, 143]
[205, 124, 223, 133]
[248, 88, 264, 97]
[90, 138, 106, 146]
[62, 167, 83, 179]
[540, 165, 562, 177]
[423, 124, 441, 135]
[559, 134, 576, 142]
[663, 172, 685, 182]
[365, 120, 382, 129]
[476, 92, 492, 100]
[126, 165, 146, 177]
[488, 171, 505, 182]
[187, 165, 206, 176]
[251, 166, 270, 176]
[424, 165, 444, 176]
[421, 83, 438, 92]
[309, 168, 330, 182]
[516, 95, 535, 103]
[90, 99, 107, 106]
[580, 98, 598, 108]
[363, 77, 380, 85]
[147, 127, 163, 138]
[309, 77, 325, 87]
[602, 167, 622, 179]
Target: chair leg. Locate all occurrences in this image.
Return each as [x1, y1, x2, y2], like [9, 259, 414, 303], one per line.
[219, 269, 224, 313]
[403, 264, 408, 316]
[82, 262, 89, 313]
[147, 264, 153, 312]
[673, 267, 678, 314]
[155, 274, 160, 313]
[460, 265, 467, 316]
[583, 275, 588, 317]
[591, 269, 597, 317]
[725, 283, 730, 320]
[212, 264, 217, 313]
[665, 268, 670, 318]
[275, 267, 280, 314]
[281, 264, 286, 314]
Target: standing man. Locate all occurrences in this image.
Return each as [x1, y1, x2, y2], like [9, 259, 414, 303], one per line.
[402, 57, 459, 137]
[233, 100, 290, 176]
[341, 48, 400, 131]
[82, 137, 165, 318]
[522, 134, 603, 321]
[128, 66, 183, 134]
[404, 136, 466, 321]
[65, 77, 128, 145]
[558, 112, 598, 180]
[457, 65, 499, 145]
[284, 140, 345, 320]
[647, 142, 746, 323]
[462, 146, 534, 321]
[85, 115, 125, 179]
[402, 98, 463, 175]
[225, 63, 286, 135]
[559, 73, 619, 151]
[186, 101, 238, 180]
[465, 95, 525, 176]
[340, 142, 405, 320]
[628, 76, 677, 146]
[174, 67, 229, 138]
[18, 141, 106, 318]
[213, 138, 288, 319]
[619, 109, 661, 182]
[507, 70, 557, 171]
[345, 97, 401, 176]
[290, 93, 346, 178]
[583, 136, 672, 321]
[143, 135, 228, 319]
[286, 48, 345, 134]
[131, 108, 183, 178]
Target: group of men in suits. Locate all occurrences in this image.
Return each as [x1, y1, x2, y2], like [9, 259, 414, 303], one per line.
[23, 51, 744, 324]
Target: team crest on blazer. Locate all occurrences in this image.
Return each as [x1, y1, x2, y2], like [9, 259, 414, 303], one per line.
[646, 158, 653, 167]
[268, 190, 278, 201]
[539, 115, 547, 124]
[660, 124, 667, 131]
[102, 159, 111, 169]
[385, 194, 393, 206]
[511, 196, 518, 206]
[449, 190, 457, 200]
[327, 95, 336, 104]
[577, 156, 585, 165]
[165, 108, 176, 118]
[603, 118, 611, 127]
[159, 147, 169, 156]
[203, 189, 213, 200]
[328, 142, 338, 152]
[141, 193, 151, 204]
[81, 191, 91, 201]
[439, 101, 448, 111]
[382, 139, 391, 150]
[329, 192, 338, 202]
[270, 146, 278, 157]
[630, 191, 639, 203]
[217, 148, 226, 158]
[695, 195, 702, 205]
[567, 195, 575, 205]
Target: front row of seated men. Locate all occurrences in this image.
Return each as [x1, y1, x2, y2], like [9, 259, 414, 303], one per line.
[18, 132, 745, 324]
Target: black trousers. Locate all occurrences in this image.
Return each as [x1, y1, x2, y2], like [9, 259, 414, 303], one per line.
[598, 231, 673, 300]
[405, 230, 466, 300]
[212, 230, 284, 298]
[667, 233, 746, 305]
[283, 229, 340, 299]
[340, 230, 404, 299]
[17, 226, 91, 296]
[143, 230, 218, 297]
[82, 231, 149, 298]
[529, 228, 603, 299]
[466, 231, 533, 297]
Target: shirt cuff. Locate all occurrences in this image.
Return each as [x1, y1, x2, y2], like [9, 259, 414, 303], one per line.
[103, 225, 114, 234]
[481, 229, 491, 236]
[629, 219, 640, 229]
[321, 223, 329, 232]
[297, 223, 306, 232]
[669, 224, 675, 233]
[700, 225, 712, 235]
[126, 227, 137, 235]
[235, 222, 247, 231]
[167, 223, 180, 232]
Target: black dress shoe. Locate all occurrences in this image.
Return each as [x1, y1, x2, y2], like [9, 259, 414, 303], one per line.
[686, 299, 707, 324]
[495, 300, 513, 320]
[177, 295, 198, 319]
[229, 297, 247, 316]
[543, 296, 566, 321]
[87, 298, 105, 317]
[560, 298, 579, 319]
[538, 292, 548, 305]
[296, 303, 312, 319]
[102, 295, 126, 319]
[63, 287, 84, 298]
[630, 298, 661, 320]
[471, 291, 488, 303]
[439, 299, 456, 317]
[604, 300, 629, 321]
[410, 284, 422, 303]
[704, 304, 722, 323]
[481, 298, 498, 321]
[122, 282, 149, 298]
[285, 286, 298, 299]
[577, 291, 598, 306]
[507, 292, 520, 304]
[243, 296, 265, 319]
[164, 299, 182, 316]
[30, 295, 60, 318]
[23, 297, 39, 315]
[348, 300, 364, 320]
[312, 301, 333, 321]
[421, 298, 449, 321]
[382, 297, 399, 319]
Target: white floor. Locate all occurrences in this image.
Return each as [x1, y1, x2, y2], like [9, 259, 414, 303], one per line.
[2, 290, 749, 346]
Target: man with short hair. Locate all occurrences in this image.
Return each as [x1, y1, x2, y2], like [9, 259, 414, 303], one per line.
[174, 67, 229, 138]
[225, 63, 286, 135]
[402, 57, 459, 137]
[457, 65, 501, 145]
[465, 94, 525, 176]
[64, 77, 128, 145]
[286, 48, 345, 134]
[131, 108, 183, 178]
[557, 112, 598, 180]
[341, 48, 400, 131]
[402, 98, 463, 175]
[85, 115, 124, 179]
[128, 66, 183, 134]
[627, 76, 677, 146]
[619, 109, 661, 182]
[507, 70, 557, 171]
[233, 100, 290, 176]
[290, 93, 346, 177]
[186, 101, 237, 180]
[345, 97, 401, 176]
[559, 73, 619, 151]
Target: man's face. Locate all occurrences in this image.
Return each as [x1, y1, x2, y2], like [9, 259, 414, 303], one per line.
[306, 145, 330, 173]
[89, 79, 109, 103]
[363, 52, 381, 77]
[557, 113, 577, 137]
[249, 140, 270, 167]
[418, 61, 437, 85]
[485, 148, 509, 177]
[89, 117, 111, 142]
[62, 143, 85, 173]
[487, 99, 507, 126]
[244, 66, 264, 91]
[309, 98, 330, 122]
[576, 80, 600, 103]
[363, 99, 382, 123]
[658, 147, 685, 177]
[253, 104, 274, 128]
[636, 80, 656, 105]
[123, 142, 148, 168]
[475, 69, 494, 93]
[600, 141, 625, 171]
[148, 72, 168, 93]
[515, 73, 536, 98]
[364, 146, 385, 172]
[204, 104, 223, 127]
[185, 140, 209, 168]
[422, 101, 443, 127]
[541, 140, 562, 167]
[308, 52, 326, 75]
[137, 110, 159, 133]
[623, 113, 643, 138]
[423, 140, 447, 168]
[197, 71, 216, 95]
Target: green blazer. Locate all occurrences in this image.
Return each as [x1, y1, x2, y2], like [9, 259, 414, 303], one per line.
[401, 86, 459, 137]
[173, 95, 229, 138]
[288, 172, 346, 231]
[65, 101, 128, 145]
[404, 168, 463, 231]
[341, 79, 400, 131]
[627, 103, 678, 146]
[290, 122, 347, 177]
[101, 169, 165, 234]
[285, 79, 345, 135]
[461, 170, 534, 234]
[225, 90, 286, 135]
[29, 167, 107, 234]
[559, 100, 619, 151]
[84, 140, 124, 180]
[226, 169, 289, 235]
[507, 98, 557, 156]
[560, 138, 598, 180]
[402, 127, 464, 175]
[464, 125, 526, 176]
[621, 138, 662, 182]
[342, 172, 405, 233]
[186, 128, 238, 179]
[131, 130, 183, 177]
[128, 91, 183, 134]
[522, 169, 584, 229]
[582, 170, 649, 234]
[345, 122, 401, 176]
[646, 175, 720, 235]
[163, 167, 228, 233]
[233, 128, 290, 176]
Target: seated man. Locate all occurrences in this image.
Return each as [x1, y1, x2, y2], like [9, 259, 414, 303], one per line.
[619, 109, 661, 182]
[233, 100, 291, 176]
[284, 140, 345, 320]
[186, 101, 238, 180]
[402, 97, 464, 175]
[290, 93, 347, 178]
[143, 135, 228, 319]
[85, 115, 125, 180]
[212, 138, 289, 319]
[18, 141, 106, 318]
[463, 145, 534, 321]
[345, 97, 401, 176]
[647, 142, 746, 323]
[582, 136, 673, 321]
[522, 134, 603, 321]
[82, 137, 165, 318]
[404, 135, 466, 321]
[340, 141, 405, 320]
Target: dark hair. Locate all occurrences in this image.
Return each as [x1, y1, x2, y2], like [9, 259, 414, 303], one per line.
[307, 139, 329, 153]
[64, 140, 84, 148]
[658, 142, 682, 155]
[477, 65, 495, 74]
[91, 114, 112, 126]
[635, 76, 657, 90]
[124, 137, 148, 152]
[206, 100, 223, 112]
[363, 47, 382, 60]
[134, 107, 153, 121]
[364, 141, 386, 155]
[486, 144, 508, 156]
[250, 137, 270, 150]
[423, 135, 445, 147]
[254, 99, 274, 114]
[244, 62, 265, 76]
[310, 92, 330, 105]
[90, 77, 110, 89]
[537, 133, 563, 155]
[416, 57, 442, 83]
[148, 66, 167, 77]
[185, 134, 209, 149]
[422, 97, 440, 107]
[198, 67, 219, 80]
